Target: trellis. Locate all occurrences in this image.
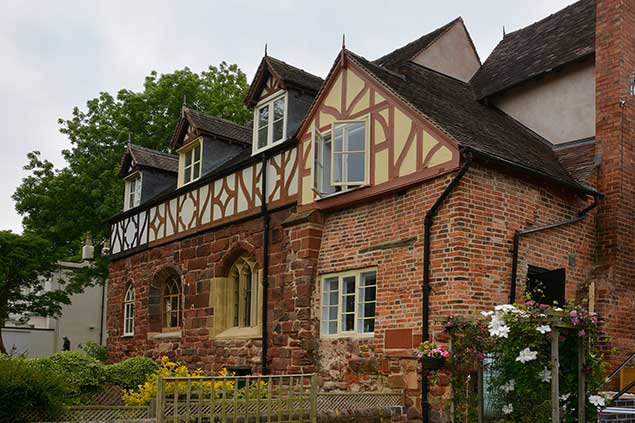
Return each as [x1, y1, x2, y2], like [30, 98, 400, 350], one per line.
[446, 311, 587, 423]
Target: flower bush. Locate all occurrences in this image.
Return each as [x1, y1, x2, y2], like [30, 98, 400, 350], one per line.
[442, 302, 609, 423]
[105, 356, 159, 390]
[416, 341, 450, 360]
[123, 356, 267, 406]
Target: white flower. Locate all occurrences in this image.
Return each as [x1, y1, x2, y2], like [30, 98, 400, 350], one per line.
[501, 379, 515, 393]
[589, 394, 606, 408]
[495, 304, 517, 314]
[560, 393, 571, 401]
[502, 404, 513, 415]
[539, 313, 547, 318]
[536, 324, 552, 334]
[481, 310, 494, 317]
[554, 307, 563, 312]
[489, 323, 511, 338]
[516, 348, 538, 363]
[538, 367, 552, 382]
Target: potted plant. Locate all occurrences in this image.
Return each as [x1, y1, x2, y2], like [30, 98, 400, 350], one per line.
[416, 341, 449, 370]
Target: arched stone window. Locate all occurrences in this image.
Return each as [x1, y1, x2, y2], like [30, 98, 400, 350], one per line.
[123, 284, 135, 336]
[162, 275, 182, 330]
[212, 253, 262, 338]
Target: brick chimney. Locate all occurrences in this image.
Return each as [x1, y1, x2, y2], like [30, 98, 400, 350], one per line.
[595, 0, 635, 371]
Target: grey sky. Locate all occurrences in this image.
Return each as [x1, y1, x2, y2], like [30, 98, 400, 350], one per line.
[1, 0, 574, 233]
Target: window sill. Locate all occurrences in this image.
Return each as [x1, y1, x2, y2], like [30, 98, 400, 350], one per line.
[214, 326, 261, 340]
[315, 184, 368, 201]
[321, 333, 375, 340]
[151, 330, 182, 340]
[121, 334, 134, 339]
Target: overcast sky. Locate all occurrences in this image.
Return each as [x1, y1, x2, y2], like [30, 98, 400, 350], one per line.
[1, 0, 574, 233]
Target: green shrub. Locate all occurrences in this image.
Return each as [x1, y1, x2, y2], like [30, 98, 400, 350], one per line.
[0, 357, 69, 423]
[79, 340, 109, 363]
[36, 352, 106, 402]
[105, 356, 159, 390]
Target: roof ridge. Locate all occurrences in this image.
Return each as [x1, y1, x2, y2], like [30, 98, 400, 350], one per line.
[129, 143, 178, 159]
[184, 107, 250, 130]
[373, 17, 461, 67]
[264, 55, 323, 82]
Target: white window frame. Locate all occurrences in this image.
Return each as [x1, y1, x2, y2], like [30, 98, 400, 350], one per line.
[123, 285, 135, 336]
[177, 138, 203, 187]
[124, 172, 142, 211]
[320, 268, 377, 338]
[330, 119, 370, 188]
[252, 91, 288, 155]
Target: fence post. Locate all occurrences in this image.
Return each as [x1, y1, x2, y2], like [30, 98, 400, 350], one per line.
[156, 375, 165, 423]
[148, 398, 156, 418]
[310, 374, 318, 423]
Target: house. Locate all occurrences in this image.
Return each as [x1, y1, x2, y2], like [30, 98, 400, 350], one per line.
[3, 239, 106, 357]
[106, 0, 635, 419]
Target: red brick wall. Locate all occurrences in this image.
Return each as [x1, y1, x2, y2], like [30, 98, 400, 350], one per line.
[314, 163, 596, 420]
[107, 207, 319, 375]
[595, 0, 635, 374]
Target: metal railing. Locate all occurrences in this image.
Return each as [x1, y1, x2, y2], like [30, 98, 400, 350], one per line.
[156, 374, 317, 423]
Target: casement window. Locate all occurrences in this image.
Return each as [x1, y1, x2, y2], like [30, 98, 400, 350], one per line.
[124, 173, 142, 210]
[123, 285, 135, 336]
[179, 140, 202, 187]
[228, 255, 259, 329]
[162, 276, 182, 330]
[526, 265, 566, 306]
[313, 119, 369, 197]
[321, 269, 376, 337]
[253, 92, 287, 154]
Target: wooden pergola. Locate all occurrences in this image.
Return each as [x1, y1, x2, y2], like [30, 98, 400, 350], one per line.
[443, 310, 587, 423]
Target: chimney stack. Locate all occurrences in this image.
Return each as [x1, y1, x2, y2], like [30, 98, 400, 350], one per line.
[81, 234, 95, 262]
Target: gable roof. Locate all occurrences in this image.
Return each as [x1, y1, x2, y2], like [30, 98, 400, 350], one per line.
[344, 50, 588, 191]
[470, 0, 595, 100]
[373, 18, 463, 69]
[119, 144, 178, 178]
[245, 56, 324, 106]
[170, 107, 252, 149]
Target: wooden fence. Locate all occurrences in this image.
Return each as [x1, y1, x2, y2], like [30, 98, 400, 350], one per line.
[156, 374, 317, 423]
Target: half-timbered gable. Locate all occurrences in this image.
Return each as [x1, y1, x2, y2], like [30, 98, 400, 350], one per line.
[297, 50, 461, 209]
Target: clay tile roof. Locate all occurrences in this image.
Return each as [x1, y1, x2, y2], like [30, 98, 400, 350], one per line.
[264, 56, 324, 93]
[373, 18, 462, 69]
[347, 50, 584, 189]
[554, 138, 597, 183]
[184, 107, 252, 145]
[470, 0, 595, 100]
[119, 144, 178, 178]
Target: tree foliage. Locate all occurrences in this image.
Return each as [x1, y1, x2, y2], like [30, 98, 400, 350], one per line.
[13, 63, 251, 262]
[0, 231, 76, 353]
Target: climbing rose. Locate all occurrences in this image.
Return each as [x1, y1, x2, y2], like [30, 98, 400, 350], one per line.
[589, 395, 606, 408]
[502, 404, 513, 415]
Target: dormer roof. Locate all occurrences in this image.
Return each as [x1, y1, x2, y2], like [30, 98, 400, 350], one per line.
[170, 107, 252, 150]
[118, 144, 178, 178]
[244, 56, 324, 107]
[470, 0, 595, 100]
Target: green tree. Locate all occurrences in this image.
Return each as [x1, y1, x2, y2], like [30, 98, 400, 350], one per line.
[13, 62, 251, 263]
[0, 231, 80, 354]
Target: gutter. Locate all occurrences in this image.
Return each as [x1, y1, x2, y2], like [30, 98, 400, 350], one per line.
[509, 191, 602, 303]
[421, 154, 473, 423]
[260, 155, 270, 375]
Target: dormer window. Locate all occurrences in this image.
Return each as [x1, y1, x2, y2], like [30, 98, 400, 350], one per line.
[178, 140, 202, 187]
[124, 172, 142, 210]
[253, 92, 287, 154]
